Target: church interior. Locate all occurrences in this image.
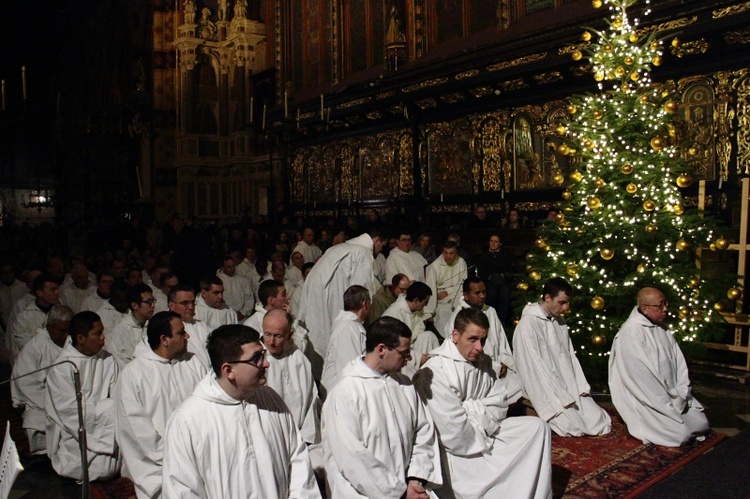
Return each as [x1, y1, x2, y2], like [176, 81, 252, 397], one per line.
[2, 0, 750, 496]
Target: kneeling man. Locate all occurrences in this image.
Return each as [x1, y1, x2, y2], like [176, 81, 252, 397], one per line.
[609, 287, 709, 446]
[416, 309, 551, 498]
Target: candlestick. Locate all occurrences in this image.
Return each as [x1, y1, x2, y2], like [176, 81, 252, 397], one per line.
[262, 104, 267, 130]
[250, 96, 254, 123]
[320, 94, 324, 120]
[440, 193, 444, 202]
[284, 91, 288, 118]
[326, 107, 331, 123]
[22, 66, 27, 101]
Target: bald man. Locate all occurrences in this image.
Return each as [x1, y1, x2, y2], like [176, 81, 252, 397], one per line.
[609, 287, 709, 446]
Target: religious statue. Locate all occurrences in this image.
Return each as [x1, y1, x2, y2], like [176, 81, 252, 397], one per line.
[218, 0, 228, 21]
[234, 0, 247, 19]
[198, 7, 218, 40]
[183, 0, 196, 24]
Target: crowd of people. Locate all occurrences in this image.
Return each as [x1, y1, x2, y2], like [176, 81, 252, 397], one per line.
[0, 208, 710, 498]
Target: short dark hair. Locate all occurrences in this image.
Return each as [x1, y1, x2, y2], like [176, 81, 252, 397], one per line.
[200, 275, 224, 291]
[454, 308, 489, 333]
[168, 284, 196, 303]
[258, 280, 284, 307]
[207, 324, 261, 376]
[463, 276, 485, 293]
[147, 311, 181, 349]
[343, 285, 370, 311]
[125, 284, 153, 310]
[159, 271, 178, 288]
[302, 262, 314, 273]
[406, 281, 432, 302]
[442, 240, 458, 250]
[32, 273, 57, 294]
[365, 316, 411, 352]
[542, 277, 573, 300]
[367, 227, 384, 241]
[70, 311, 101, 346]
[97, 269, 114, 281]
[391, 273, 408, 287]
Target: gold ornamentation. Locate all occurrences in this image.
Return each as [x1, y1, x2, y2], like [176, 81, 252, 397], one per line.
[402, 77, 449, 93]
[487, 52, 547, 72]
[715, 71, 734, 180]
[469, 86, 496, 98]
[715, 237, 729, 250]
[728, 287, 742, 300]
[626, 183, 638, 194]
[670, 38, 710, 57]
[337, 97, 371, 109]
[515, 201, 556, 212]
[499, 78, 527, 91]
[416, 98, 438, 109]
[713, 2, 750, 19]
[376, 91, 396, 100]
[639, 17, 697, 35]
[366, 111, 383, 120]
[430, 205, 473, 214]
[591, 296, 605, 310]
[559, 42, 591, 55]
[439, 93, 465, 104]
[725, 28, 750, 44]
[534, 72, 564, 85]
[455, 70, 480, 80]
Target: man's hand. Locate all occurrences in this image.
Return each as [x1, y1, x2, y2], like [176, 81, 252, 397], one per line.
[437, 290, 449, 301]
[405, 479, 429, 499]
[420, 354, 429, 367]
[499, 364, 508, 379]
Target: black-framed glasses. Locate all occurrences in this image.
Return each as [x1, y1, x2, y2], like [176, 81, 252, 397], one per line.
[386, 345, 412, 359]
[141, 299, 157, 306]
[643, 302, 668, 310]
[227, 349, 267, 368]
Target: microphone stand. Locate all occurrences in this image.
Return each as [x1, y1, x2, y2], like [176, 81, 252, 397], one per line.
[1, 360, 91, 499]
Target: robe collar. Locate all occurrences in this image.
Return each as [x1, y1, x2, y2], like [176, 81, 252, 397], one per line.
[428, 337, 472, 365]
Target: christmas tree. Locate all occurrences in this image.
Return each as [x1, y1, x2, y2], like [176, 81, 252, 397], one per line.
[517, 0, 736, 374]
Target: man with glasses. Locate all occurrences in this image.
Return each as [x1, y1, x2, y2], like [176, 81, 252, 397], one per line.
[513, 277, 611, 437]
[609, 287, 709, 446]
[168, 284, 211, 370]
[162, 324, 320, 498]
[107, 284, 155, 368]
[322, 316, 441, 498]
[385, 231, 428, 283]
[415, 308, 552, 498]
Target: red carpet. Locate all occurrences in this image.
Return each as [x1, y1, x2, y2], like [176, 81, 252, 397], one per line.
[552, 411, 726, 498]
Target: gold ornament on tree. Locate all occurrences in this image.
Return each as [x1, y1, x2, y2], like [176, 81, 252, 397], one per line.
[653, 56, 663, 66]
[615, 67, 626, 77]
[676, 238, 690, 251]
[555, 125, 567, 136]
[650, 41, 660, 50]
[650, 136, 666, 151]
[566, 263, 579, 276]
[664, 100, 679, 114]
[516, 281, 529, 291]
[612, 17, 623, 28]
[629, 33, 639, 43]
[582, 31, 592, 41]
[645, 223, 657, 233]
[591, 296, 605, 310]
[572, 50, 583, 61]
[727, 287, 742, 300]
[671, 38, 680, 47]
[643, 200, 656, 211]
[592, 0, 602, 7]
[637, 264, 647, 273]
[709, 243, 717, 251]
[562, 190, 572, 200]
[595, 72, 605, 82]
[626, 183, 638, 194]
[688, 147, 698, 156]
[591, 334, 606, 346]
[552, 172, 565, 186]
[594, 178, 605, 189]
[529, 271, 542, 281]
[676, 173, 692, 188]
[673, 204, 684, 215]
[687, 276, 699, 288]
[587, 196, 602, 209]
[604, 44, 613, 53]
[621, 163, 634, 174]
[592, 109, 603, 119]
[567, 104, 577, 114]
[713, 302, 724, 311]
[570, 171, 583, 182]
[557, 143, 570, 155]
[715, 237, 729, 250]
[583, 138, 595, 149]
[535, 238, 547, 249]
[600, 248, 615, 260]
[624, 56, 634, 65]
[678, 307, 690, 319]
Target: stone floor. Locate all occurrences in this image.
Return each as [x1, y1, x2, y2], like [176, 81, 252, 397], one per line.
[2, 364, 750, 498]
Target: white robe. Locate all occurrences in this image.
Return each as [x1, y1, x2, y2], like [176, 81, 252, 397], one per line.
[425, 255, 467, 334]
[11, 328, 69, 453]
[286, 265, 304, 287]
[244, 305, 313, 366]
[265, 345, 321, 445]
[1, 278, 29, 329]
[45, 343, 122, 480]
[106, 312, 148, 369]
[95, 300, 127, 337]
[9, 300, 48, 360]
[217, 270, 255, 318]
[80, 292, 108, 313]
[444, 299, 522, 403]
[383, 295, 439, 374]
[385, 248, 428, 283]
[321, 310, 366, 394]
[243, 302, 268, 332]
[7, 294, 34, 342]
[293, 240, 323, 264]
[115, 340, 208, 498]
[194, 295, 238, 331]
[60, 282, 95, 314]
[162, 375, 321, 498]
[184, 319, 212, 370]
[323, 358, 442, 498]
[416, 341, 552, 499]
[153, 288, 169, 314]
[288, 279, 305, 318]
[609, 307, 709, 446]
[297, 233, 376, 379]
[513, 303, 611, 437]
[237, 259, 262, 296]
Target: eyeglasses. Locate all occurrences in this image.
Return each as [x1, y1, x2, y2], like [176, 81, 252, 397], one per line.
[228, 349, 267, 368]
[141, 299, 157, 306]
[386, 345, 412, 359]
[643, 302, 668, 310]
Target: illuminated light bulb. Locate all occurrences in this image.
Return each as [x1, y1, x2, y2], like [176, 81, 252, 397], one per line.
[591, 334, 606, 346]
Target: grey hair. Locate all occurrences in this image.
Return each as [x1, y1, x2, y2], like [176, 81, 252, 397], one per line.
[47, 305, 75, 327]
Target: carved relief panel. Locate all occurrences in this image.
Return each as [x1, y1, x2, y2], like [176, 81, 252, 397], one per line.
[427, 120, 475, 196]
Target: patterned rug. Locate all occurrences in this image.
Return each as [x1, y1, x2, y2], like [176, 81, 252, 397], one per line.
[552, 412, 726, 498]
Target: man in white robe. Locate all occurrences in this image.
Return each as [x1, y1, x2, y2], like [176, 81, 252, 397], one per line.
[445, 277, 522, 403]
[5, 269, 42, 344]
[11, 305, 72, 454]
[369, 273, 410, 326]
[323, 316, 442, 498]
[217, 254, 255, 320]
[153, 271, 178, 314]
[244, 279, 289, 332]
[116, 311, 208, 498]
[10, 273, 61, 360]
[195, 275, 238, 330]
[425, 241, 467, 336]
[289, 262, 313, 318]
[383, 282, 437, 374]
[297, 231, 384, 380]
[385, 231, 428, 283]
[45, 311, 122, 480]
[513, 277, 611, 437]
[106, 284, 155, 369]
[162, 324, 321, 498]
[262, 309, 321, 446]
[321, 285, 370, 394]
[373, 252, 387, 288]
[94, 280, 130, 337]
[60, 264, 95, 313]
[609, 287, 709, 446]
[237, 247, 262, 297]
[80, 271, 114, 313]
[168, 284, 212, 369]
[293, 228, 323, 263]
[415, 308, 552, 499]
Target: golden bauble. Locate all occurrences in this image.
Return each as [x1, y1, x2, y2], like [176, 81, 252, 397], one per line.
[572, 50, 583, 61]
[526, 252, 534, 260]
[687, 276, 699, 288]
[688, 147, 698, 156]
[516, 281, 529, 291]
[715, 237, 729, 250]
[604, 44, 613, 53]
[525, 264, 534, 272]
[624, 56, 634, 65]
[615, 66, 626, 77]
[613, 17, 623, 28]
[626, 183, 638, 194]
[637, 264, 647, 273]
[583, 138, 595, 149]
[676, 173, 692, 188]
[567, 104, 577, 114]
[664, 100, 679, 114]
[555, 212, 566, 222]
[621, 83, 631, 92]
[535, 238, 547, 249]
[557, 143, 570, 155]
[600, 248, 615, 260]
[639, 94, 650, 105]
[650, 136, 666, 151]
[673, 204, 684, 215]
[676, 238, 690, 251]
[728, 287, 742, 300]
[594, 178, 606, 189]
[709, 243, 717, 251]
[552, 173, 565, 186]
[591, 334, 606, 346]
[713, 302, 724, 311]
[529, 271, 542, 281]
[594, 72, 605, 82]
[643, 200, 656, 211]
[678, 307, 691, 319]
[621, 163, 634, 174]
[630, 72, 640, 82]
[592, 0, 602, 7]
[587, 196, 602, 209]
[591, 296, 605, 310]
[544, 245, 551, 251]
[653, 56, 663, 66]
[651, 41, 660, 50]
[570, 170, 583, 182]
[661, 90, 670, 98]
[668, 124, 677, 138]
[566, 147, 577, 156]
[555, 125, 567, 137]
[671, 37, 680, 48]
[592, 109, 603, 119]
[582, 31, 592, 42]
[629, 33, 639, 43]
[561, 190, 572, 201]
[645, 223, 657, 233]
[566, 263, 579, 276]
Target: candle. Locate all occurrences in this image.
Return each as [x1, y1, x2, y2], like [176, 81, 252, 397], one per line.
[320, 94, 324, 120]
[327, 107, 331, 123]
[440, 193, 444, 202]
[284, 91, 288, 118]
[250, 96, 254, 123]
[1, 80, 5, 111]
[262, 104, 267, 130]
[22, 66, 27, 101]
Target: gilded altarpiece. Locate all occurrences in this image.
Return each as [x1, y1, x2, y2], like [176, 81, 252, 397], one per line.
[736, 71, 750, 175]
[427, 121, 475, 196]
